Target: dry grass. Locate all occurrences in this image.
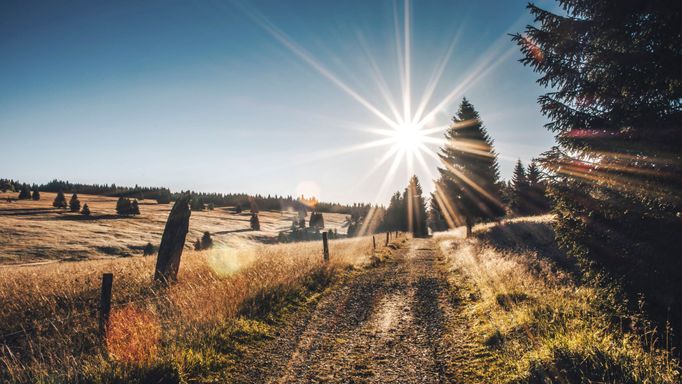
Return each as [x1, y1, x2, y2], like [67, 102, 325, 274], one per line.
[436, 216, 680, 383]
[0, 192, 348, 264]
[0, 233, 390, 382]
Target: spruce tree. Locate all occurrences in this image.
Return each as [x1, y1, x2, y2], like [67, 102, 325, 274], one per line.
[131, 199, 140, 215]
[435, 98, 505, 236]
[18, 184, 31, 200]
[526, 161, 550, 213]
[428, 190, 448, 232]
[53, 191, 67, 208]
[405, 175, 428, 237]
[200, 231, 213, 249]
[514, 1, 682, 329]
[510, 160, 528, 214]
[81, 203, 91, 216]
[116, 197, 131, 215]
[31, 186, 40, 201]
[250, 213, 260, 230]
[69, 193, 81, 212]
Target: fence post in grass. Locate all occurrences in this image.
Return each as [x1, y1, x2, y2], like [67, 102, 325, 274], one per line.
[372, 235, 376, 250]
[154, 195, 191, 283]
[322, 231, 329, 262]
[99, 273, 113, 339]
[385, 232, 389, 246]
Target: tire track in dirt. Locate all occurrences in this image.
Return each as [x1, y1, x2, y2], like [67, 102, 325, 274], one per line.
[235, 238, 459, 383]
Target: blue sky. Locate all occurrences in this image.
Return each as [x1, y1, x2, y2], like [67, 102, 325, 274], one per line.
[0, 0, 555, 204]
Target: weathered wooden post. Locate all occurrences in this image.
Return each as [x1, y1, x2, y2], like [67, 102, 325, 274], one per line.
[322, 231, 329, 262]
[99, 273, 113, 338]
[154, 195, 191, 283]
[372, 235, 376, 250]
[385, 232, 389, 246]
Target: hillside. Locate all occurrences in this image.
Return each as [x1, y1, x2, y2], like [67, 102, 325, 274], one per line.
[0, 192, 348, 264]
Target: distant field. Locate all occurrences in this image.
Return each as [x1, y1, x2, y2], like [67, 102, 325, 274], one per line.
[0, 192, 348, 264]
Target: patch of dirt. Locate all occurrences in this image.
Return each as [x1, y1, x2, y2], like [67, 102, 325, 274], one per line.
[233, 238, 462, 383]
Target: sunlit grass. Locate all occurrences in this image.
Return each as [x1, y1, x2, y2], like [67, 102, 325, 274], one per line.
[436, 216, 680, 383]
[0, 234, 387, 382]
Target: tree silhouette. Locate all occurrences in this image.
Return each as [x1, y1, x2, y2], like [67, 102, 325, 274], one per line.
[81, 203, 91, 216]
[69, 193, 81, 212]
[405, 175, 428, 237]
[31, 186, 40, 201]
[53, 191, 67, 208]
[509, 160, 528, 214]
[18, 184, 31, 200]
[200, 231, 213, 249]
[434, 98, 504, 236]
[250, 213, 260, 231]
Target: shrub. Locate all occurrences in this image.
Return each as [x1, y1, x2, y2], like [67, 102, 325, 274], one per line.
[53, 191, 67, 208]
[250, 213, 260, 231]
[200, 232, 213, 250]
[69, 193, 81, 212]
[81, 204, 91, 216]
[143, 242, 156, 256]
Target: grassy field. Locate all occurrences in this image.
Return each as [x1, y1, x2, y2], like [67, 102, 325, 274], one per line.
[436, 216, 680, 383]
[0, 192, 349, 264]
[0, 230, 396, 382]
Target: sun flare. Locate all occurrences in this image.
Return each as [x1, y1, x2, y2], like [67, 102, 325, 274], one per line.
[394, 123, 423, 152]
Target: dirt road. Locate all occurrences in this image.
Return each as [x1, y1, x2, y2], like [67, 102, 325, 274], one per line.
[236, 238, 460, 383]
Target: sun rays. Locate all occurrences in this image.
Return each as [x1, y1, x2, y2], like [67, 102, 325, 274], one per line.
[231, 0, 517, 205]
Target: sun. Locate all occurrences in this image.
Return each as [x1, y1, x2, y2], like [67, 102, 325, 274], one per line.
[394, 123, 423, 152]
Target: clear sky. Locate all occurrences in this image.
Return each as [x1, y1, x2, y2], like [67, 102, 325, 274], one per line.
[0, 0, 555, 205]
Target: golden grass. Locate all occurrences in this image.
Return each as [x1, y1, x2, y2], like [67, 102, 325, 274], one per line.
[0, 234, 388, 382]
[0, 192, 349, 264]
[437, 216, 680, 383]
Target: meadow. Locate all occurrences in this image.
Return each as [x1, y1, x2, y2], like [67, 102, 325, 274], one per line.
[0, 192, 348, 264]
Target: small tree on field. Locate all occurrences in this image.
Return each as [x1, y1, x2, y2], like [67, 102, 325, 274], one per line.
[200, 231, 213, 249]
[53, 191, 67, 208]
[69, 193, 81, 212]
[143, 242, 156, 256]
[116, 197, 139, 215]
[18, 184, 31, 200]
[131, 199, 140, 215]
[250, 213, 260, 230]
[31, 186, 40, 201]
[81, 203, 91, 216]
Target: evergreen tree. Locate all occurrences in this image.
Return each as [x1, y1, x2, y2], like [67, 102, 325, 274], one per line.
[235, 205, 242, 214]
[69, 193, 81, 212]
[405, 175, 428, 237]
[250, 213, 260, 230]
[81, 203, 91, 216]
[200, 231, 213, 249]
[382, 191, 406, 231]
[131, 199, 140, 215]
[509, 160, 528, 214]
[526, 161, 550, 213]
[31, 185, 40, 200]
[428, 189, 448, 232]
[435, 98, 505, 236]
[116, 197, 131, 215]
[513, 1, 682, 329]
[190, 196, 205, 211]
[143, 242, 155, 256]
[18, 184, 31, 200]
[53, 191, 67, 208]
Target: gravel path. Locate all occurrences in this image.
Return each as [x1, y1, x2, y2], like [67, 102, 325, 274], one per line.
[234, 238, 460, 383]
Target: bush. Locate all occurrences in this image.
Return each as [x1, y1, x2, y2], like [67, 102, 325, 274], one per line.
[81, 203, 91, 216]
[143, 242, 156, 256]
[200, 232, 213, 249]
[250, 213, 260, 231]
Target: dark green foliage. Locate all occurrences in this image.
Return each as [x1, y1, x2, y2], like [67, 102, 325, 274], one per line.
[250, 213, 260, 231]
[406, 175, 428, 237]
[0, 179, 15, 192]
[52, 191, 67, 208]
[193, 232, 214, 251]
[381, 191, 406, 232]
[17, 184, 31, 200]
[143, 242, 156, 256]
[156, 189, 172, 204]
[513, 0, 682, 333]
[69, 193, 81, 212]
[31, 185, 40, 200]
[428, 190, 448, 232]
[510, 160, 529, 214]
[81, 203, 91, 216]
[116, 197, 139, 216]
[432, 98, 505, 234]
[309, 212, 324, 231]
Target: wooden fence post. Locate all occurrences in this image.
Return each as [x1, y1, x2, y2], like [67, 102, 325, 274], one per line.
[322, 231, 329, 262]
[372, 236, 376, 250]
[99, 273, 113, 338]
[385, 232, 389, 246]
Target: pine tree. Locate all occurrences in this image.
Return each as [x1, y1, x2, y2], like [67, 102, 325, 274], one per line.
[69, 193, 81, 212]
[31, 186, 40, 201]
[18, 184, 31, 200]
[81, 203, 91, 216]
[510, 160, 528, 214]
[526, 161, 550, 213]
[143, 242, 155, 256]
[435, 98, 505, 236]
[200, 231, 213, 249]
[116, 197, 131, 215]
[131, 199, 140, 215]
[513, 1, 682, 329]
[250, 213, 260, 230]
[428, 189, 448, 232]
[53, 191, 67, 208]
[405, 175, 428, 237]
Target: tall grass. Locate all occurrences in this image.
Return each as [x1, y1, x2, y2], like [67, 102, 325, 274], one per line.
[436, 216, 680, 383]
[0, 235, 383, 382]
